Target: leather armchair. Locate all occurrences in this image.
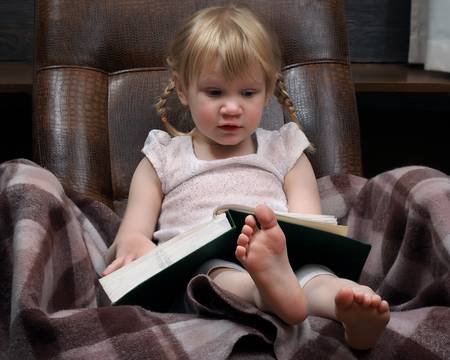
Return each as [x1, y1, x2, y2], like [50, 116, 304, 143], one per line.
[33, 0, 361, 212]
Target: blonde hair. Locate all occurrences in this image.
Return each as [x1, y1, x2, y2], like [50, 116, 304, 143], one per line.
[155, 4, 302, 136]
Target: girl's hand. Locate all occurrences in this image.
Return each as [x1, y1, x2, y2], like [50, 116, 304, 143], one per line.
[101, 234, 157, 276]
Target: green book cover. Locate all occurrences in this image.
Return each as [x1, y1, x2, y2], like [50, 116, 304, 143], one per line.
[227, 209, 371, 283]
[106, 209, 371, 312]
[114, 223, 238, 312]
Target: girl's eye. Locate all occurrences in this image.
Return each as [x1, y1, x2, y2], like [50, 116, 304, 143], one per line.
[207, 89, 222, 97]
[242, 90, 255, 97]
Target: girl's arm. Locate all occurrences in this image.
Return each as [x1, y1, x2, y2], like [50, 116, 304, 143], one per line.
[283, 153, 322, 214]
[102, 158, 163, 276]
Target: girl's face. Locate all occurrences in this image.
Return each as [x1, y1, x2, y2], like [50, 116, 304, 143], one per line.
[175, 60, 268, 155]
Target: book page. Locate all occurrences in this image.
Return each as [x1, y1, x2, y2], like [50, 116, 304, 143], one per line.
[214, 204, 347, 236]
[100, 213, 231, 303]
[276, 211, 337, 224]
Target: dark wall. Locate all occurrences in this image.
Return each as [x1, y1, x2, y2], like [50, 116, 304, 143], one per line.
[0, 0, 34, 62]
[0, 0, 411, 63]
[358, 92, 450, 177]
[0, 93, 32, 163]
[345, 0, 411, 62]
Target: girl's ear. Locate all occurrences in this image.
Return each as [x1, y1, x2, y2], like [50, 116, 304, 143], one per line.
[172, 73, 188, 106]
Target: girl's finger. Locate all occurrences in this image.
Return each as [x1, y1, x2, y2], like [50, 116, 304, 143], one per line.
[123, 255, 136, 267]
[101, 257, 125, 276]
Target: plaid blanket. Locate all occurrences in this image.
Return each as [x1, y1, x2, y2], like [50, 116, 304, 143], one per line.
[1, 159, 449, 359]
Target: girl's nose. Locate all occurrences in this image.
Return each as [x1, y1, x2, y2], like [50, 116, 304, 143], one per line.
[220, 97, 243, 116]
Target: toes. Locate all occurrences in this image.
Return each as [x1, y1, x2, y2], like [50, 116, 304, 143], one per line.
[371, 294, 382, 308]
[244, 214, 257, 229]
[335, 287, 354, 309]
[352, 286, 379, 308]
[345, 287, 389, 314]
[352, 288, 365, 304]
[237, 233, 249, 247]
[361, 293, 372, 307]
[235, 245, 246, 260]
[254, 204, 277, 230]
[379, 300, 390, 313]
[241, 224, 254, 237]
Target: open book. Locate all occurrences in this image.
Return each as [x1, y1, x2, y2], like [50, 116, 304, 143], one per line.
[99, 205, 371, 311]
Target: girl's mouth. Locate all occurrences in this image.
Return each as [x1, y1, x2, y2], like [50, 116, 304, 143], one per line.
[219, 125, 241, 131]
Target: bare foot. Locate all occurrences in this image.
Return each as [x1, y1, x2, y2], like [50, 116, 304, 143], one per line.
[235, 204, 307, 324]
[335, 287, 390, 350]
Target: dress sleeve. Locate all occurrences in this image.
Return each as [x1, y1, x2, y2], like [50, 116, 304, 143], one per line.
[141, 130, 171, 192]
[279, 122, 311, 175]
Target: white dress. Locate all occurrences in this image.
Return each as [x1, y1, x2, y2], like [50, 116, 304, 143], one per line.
[142, 122, 310, 243]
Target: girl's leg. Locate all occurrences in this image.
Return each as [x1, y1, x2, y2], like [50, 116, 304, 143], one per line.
[210, 267, 308, 325]
[211, 267, 390, 349]
[301, 274, 390, 350]
[211, 204, 308, 325]
[212, 204, 390, 350]
[209, 268, 261, 306]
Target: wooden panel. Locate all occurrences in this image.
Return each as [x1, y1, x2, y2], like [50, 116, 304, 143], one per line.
[352, 64, 450, 92]
[0, 0, 34, 62]
[0, 62, 33, 92]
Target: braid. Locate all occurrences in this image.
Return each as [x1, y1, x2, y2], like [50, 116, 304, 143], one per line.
[274, 76, 303, 129]
[275, 75, 315, 152]
[155, 79, 185, 136]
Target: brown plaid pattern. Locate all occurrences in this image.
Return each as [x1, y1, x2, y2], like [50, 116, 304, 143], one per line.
[1, 159, 449, 359]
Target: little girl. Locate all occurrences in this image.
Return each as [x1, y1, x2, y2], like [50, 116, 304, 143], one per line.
[102, 5, 390, 350]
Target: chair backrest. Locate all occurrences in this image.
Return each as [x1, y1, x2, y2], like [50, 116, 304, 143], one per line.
[33, 0, 361, 211]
